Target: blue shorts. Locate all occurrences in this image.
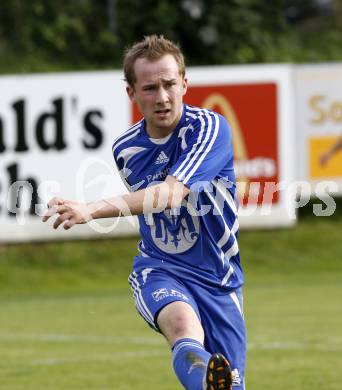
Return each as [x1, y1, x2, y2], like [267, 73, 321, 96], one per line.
[128, 266, 246, 389]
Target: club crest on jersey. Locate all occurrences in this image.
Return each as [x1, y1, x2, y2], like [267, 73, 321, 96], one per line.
[150, 207, 200, 254]
[155, 150, 169, 164]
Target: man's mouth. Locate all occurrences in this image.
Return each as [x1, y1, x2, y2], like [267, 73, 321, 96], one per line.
[155, 108, 171, 115]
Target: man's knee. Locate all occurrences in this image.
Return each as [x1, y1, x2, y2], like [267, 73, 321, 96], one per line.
[156, 301, 204, 346]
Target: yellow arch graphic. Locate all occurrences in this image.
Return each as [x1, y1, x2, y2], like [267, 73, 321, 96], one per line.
[202, 93, 249, 198]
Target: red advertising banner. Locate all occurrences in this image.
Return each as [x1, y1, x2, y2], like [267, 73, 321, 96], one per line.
[132, 83, 279, 205]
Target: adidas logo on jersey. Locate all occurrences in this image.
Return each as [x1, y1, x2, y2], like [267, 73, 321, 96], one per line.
[155, 150, 169, 164]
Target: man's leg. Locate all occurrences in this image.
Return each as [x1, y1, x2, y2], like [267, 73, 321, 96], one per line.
[129, 268, 233, 390]
[188, 285, 247, 390]
[157, 301, 204, 346]
[157, 301, 232, 390]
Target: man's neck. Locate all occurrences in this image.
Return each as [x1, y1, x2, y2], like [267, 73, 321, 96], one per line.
[146, 126, 173, 139]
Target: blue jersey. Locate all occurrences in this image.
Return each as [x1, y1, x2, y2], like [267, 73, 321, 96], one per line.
[112, 104, 244, 292]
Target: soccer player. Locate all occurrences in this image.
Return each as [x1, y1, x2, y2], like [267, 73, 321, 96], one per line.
[43, 35, 246, 390]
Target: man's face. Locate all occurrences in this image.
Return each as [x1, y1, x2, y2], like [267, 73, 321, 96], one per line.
[126, 54, 188, 137]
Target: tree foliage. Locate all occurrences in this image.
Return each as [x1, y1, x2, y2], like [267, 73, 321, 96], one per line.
[0, 0, 341, 73]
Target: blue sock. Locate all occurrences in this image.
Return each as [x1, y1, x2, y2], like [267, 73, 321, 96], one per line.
[172, 338, 211, 390]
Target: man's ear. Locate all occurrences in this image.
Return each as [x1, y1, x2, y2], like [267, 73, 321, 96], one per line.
[126, 85, 136, 102]
[182, 77, 188, 96]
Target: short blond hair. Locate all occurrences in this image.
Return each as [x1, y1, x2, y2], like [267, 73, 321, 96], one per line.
[123, 35, 186, 86]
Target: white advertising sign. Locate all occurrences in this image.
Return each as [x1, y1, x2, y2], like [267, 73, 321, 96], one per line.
[295, 64, 342, 196]
[0, 71, 138, 242]
[0, 66, 297, 243]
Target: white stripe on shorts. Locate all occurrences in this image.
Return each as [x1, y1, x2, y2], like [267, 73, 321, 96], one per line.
[229, 291, 243, 317]
[128, 273, 156, 328]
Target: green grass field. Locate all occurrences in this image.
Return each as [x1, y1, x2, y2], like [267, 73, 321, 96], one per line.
[1, 208, 342, 389]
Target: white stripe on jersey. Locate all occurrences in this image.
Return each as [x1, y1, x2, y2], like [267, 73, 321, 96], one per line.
[112, 128, 141, 155]
[212, 179, 238, 216]
[220, 220, 238, 257]
[113, 120, 143, 146]
[218, 225, 232, 256]
[231, 219, 239, 235]
[174, 109, 217, 183]
[205, 189, 238, 279]
[112, 121, 143, 154]
[204, 190, 239, 265]
[185, 111, 197, 119]
[114, 145, 148, 192]
[173, 109, 209, 179]
[138, 241, 150, 258]
[218, 220, 238, 276]
[221, 265, 234, 286]
[224, 240, 239, 259]
[182, 112, 220, 185]
[117, 146, 147, 169]
[117, 167, 132, 192]
[186, 105, 203, 112]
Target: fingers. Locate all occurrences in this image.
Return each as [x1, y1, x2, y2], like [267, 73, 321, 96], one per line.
[53, 211, 74, 230]
[42, 198, 87, 230]
[42, 204, 69, 222]
[63, 217, 77, 230]
[42, 197, 66, 222]
[47, 197, 65, 209]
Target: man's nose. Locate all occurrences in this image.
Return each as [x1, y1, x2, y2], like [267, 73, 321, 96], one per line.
[156, 86, 169, 104]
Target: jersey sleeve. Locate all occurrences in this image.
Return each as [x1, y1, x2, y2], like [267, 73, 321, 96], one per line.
[170, 111, 234, 188]
[112, 143, 132, 192]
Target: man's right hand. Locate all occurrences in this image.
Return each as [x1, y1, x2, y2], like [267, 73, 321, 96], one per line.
[42, 197, 93, 230]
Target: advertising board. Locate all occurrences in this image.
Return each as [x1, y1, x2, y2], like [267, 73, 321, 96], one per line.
[0, 71, 137, 242]
[0, 65, 296, 242]
[295, 64, 342, 196]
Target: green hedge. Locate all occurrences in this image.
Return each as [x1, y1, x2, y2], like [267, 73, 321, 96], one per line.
[1, 1, 342, 74]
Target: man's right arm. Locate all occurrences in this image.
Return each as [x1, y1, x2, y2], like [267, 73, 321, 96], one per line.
[42, 175, 189, 230]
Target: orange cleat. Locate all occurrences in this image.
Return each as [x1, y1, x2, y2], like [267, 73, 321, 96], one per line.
[203, 353, 233, 390]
